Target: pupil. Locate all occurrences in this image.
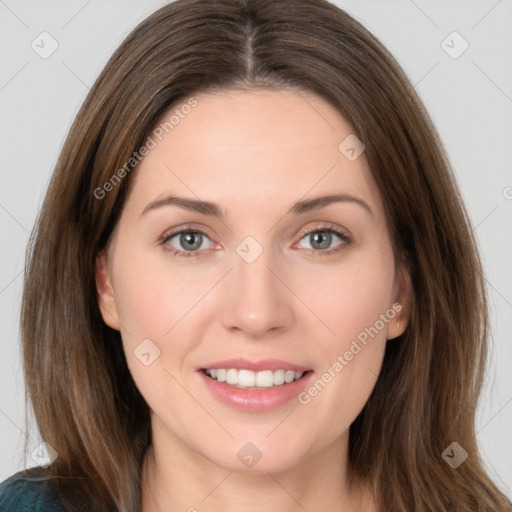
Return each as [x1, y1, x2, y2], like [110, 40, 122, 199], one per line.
[181, 232, 201, 250]
[311, 231, 331, 250]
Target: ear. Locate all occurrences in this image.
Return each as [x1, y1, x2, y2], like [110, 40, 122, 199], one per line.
[95, 251, 120, 330]
[387, 254, 412, 340]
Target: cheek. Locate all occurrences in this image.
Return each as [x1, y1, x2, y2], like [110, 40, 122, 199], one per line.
[110, 242, 223, 399]
[111, 254, 207, 417]
[111, 241, 214, 341]
[293, 248, 396, 347]
[291, 250, 394, 425]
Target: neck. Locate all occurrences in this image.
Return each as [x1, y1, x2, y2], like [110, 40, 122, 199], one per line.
[141, 422, 375, 512]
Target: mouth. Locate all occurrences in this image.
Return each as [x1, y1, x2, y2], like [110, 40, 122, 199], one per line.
[201, 368, 312, 390]
[197, 358, 314, 411]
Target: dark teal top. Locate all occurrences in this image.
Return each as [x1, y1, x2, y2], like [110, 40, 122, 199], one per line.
[0, 470, 67, 511]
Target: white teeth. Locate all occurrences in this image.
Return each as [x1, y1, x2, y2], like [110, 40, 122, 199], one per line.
[226, 368, 238, 385]
[204, 368, 305, 388]
[238, 369, 255, 387]
[256, 370, 274, 387]
[273, 369, 285, 385]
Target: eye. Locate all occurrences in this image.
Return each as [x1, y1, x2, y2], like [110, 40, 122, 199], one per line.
[161, 228, 216, 258]
[159, 223, 350, 259]
[295, 225, 350, 254]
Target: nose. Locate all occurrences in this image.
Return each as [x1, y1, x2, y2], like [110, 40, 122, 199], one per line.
[220, 245, 295, 339]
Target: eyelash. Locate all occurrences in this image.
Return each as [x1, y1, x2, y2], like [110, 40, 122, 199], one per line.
[159, 223, 351, 259]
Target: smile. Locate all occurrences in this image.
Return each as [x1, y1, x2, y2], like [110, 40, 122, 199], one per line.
[199, 367, 314, 412]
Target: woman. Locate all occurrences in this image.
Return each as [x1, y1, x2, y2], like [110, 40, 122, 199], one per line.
[1, 0, 510, 510]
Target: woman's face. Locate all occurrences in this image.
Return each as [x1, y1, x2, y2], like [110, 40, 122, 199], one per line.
[96, 87, 410, 474]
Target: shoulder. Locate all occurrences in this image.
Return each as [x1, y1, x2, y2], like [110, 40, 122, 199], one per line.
[0, 468, 68, 511]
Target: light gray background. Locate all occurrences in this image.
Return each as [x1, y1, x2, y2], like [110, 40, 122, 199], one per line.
[1, 0, 511, 496]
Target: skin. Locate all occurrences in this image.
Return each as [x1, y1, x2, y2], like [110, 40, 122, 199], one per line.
[96, 87, 411, 512]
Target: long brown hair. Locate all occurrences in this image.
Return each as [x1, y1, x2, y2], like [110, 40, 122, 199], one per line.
[21, 0, 511, 510]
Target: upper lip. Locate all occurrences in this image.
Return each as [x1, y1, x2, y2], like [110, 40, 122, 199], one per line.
[199, 358, 311, 372]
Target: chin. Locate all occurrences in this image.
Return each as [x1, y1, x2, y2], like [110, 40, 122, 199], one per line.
[197, 435, 314, 475]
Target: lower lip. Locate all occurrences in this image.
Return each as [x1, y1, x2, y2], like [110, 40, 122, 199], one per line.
[198, 370, 314, 412]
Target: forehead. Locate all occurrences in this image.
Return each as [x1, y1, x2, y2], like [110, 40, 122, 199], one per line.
[126, 88, 381, 219]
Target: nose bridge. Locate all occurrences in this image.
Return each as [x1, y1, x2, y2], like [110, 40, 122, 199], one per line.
[221, 236, 293, 336]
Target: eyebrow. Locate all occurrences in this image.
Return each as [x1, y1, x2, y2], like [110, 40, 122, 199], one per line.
[141, 193, 373, 218]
